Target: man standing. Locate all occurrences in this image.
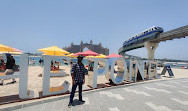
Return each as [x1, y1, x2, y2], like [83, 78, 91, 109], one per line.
[68, 55, 86, 107]
[0, 54, 16, 85]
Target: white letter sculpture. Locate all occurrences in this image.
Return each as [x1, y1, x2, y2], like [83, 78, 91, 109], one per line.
[110, 58, 127, 84]
[129, 59, 133, 82]
[147, 60, 158, 79]
[88, 58, 109, 88]
[134, 60, 145, 82]
[43, 55, 70, 96]
[19, 54, 37, 99]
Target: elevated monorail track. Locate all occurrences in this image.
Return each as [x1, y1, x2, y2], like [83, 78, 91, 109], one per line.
[119, 25, 188, 60]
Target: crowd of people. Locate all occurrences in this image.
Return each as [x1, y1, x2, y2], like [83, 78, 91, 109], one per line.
[29, 59, 44, 66]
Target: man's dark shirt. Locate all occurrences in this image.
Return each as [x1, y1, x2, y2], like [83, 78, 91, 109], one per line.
[6, 58, 15, 69]
[70, 63, 85, 83]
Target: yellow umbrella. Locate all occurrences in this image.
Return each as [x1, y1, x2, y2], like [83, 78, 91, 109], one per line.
[38, 46, 69, 55]
[0, 44, 14, 52]
[42, 52, 65, 56]
[94, 54, 107, 58]
[66, 53, 77, 58]
[86, 55, 95, 59]
[38, 46, 70, 72]
[86, 54, 106, 59]
[0, 51, 23, 55]
[10, 52, 23, 54]
[0, 45, 23, 55]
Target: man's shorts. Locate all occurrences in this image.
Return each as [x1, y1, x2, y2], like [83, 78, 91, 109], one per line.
[5, 69, 14, 75]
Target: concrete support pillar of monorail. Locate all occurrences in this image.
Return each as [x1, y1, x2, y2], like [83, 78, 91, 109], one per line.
[144, 41, 158, 60]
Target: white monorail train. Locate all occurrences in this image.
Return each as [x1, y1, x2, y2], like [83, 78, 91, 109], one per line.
[123, 26, 163, 47]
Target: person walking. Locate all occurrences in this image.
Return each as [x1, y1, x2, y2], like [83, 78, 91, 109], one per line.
[68, 55, 86, 107]
[39, 59, 42, 66]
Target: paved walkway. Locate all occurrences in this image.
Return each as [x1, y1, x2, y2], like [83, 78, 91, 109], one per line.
[12, 78, 188, 111]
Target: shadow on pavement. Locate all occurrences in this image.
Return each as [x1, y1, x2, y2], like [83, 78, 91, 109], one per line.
[72, 99, 85, 106]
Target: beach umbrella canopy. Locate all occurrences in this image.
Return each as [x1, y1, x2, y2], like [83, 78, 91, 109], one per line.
[12, 48, 23, 52]
[95, 54, 107, 58]
[72, 52, 82, 57]
[86, 54, 106, 59]
[66, 53, 77, 57]
[0, 44, 14, 52]
[42, 52, 65, 56]
[10, 51, 23, 54]
[105, 53, 123, 58]
[5, 47, 24, 54]
[38, 46, 69, 55]
[86, 55, 95, 59]
[0, 44, 23, 54]
[0, 51, 23, 55]
[79, 50, 99, 56]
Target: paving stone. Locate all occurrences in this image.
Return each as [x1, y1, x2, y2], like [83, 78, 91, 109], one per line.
[82, 105, 91, 111]
[7, 78, 188, 111]
[52, 100, 64, 110]
[10, 109, 21, 111]
[41, 102, 55, 111]
[31, 103, 45, 111]
[21, 106, 34, 111]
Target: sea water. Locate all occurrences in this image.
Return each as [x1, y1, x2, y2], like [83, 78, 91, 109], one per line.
[10, 56, 89, 66]
[2, 55, 187, 69]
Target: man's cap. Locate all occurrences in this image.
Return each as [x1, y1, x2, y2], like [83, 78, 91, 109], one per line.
[77, 55, 83, 58]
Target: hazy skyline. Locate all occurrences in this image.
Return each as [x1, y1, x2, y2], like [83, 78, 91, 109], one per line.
[0, 0, 188, 60]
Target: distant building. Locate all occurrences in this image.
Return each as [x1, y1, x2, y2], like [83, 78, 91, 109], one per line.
[63, 40, 109, 55]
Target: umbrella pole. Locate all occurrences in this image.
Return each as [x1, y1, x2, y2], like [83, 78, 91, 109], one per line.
[53, 51, 55, 73]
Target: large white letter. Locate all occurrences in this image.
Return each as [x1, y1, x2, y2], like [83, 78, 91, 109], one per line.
[155, 61, 158, 78]
[110, 58, 127, 84]
[129, 59, 133, 82]
[19, 54, 38, 99]
[134, 60, 145, 82]
[147, 60, 158, 79]
[88, 58, 109, 88]
[43, 55, 70, 96]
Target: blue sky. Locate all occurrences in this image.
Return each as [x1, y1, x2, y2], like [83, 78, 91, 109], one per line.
[0, 0, 188, 60]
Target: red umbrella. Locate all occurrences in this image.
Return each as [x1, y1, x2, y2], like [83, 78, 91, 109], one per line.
[79, 50, 99, 56]
[72, 52, 82, 57]
[105, 53, 123, 58]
